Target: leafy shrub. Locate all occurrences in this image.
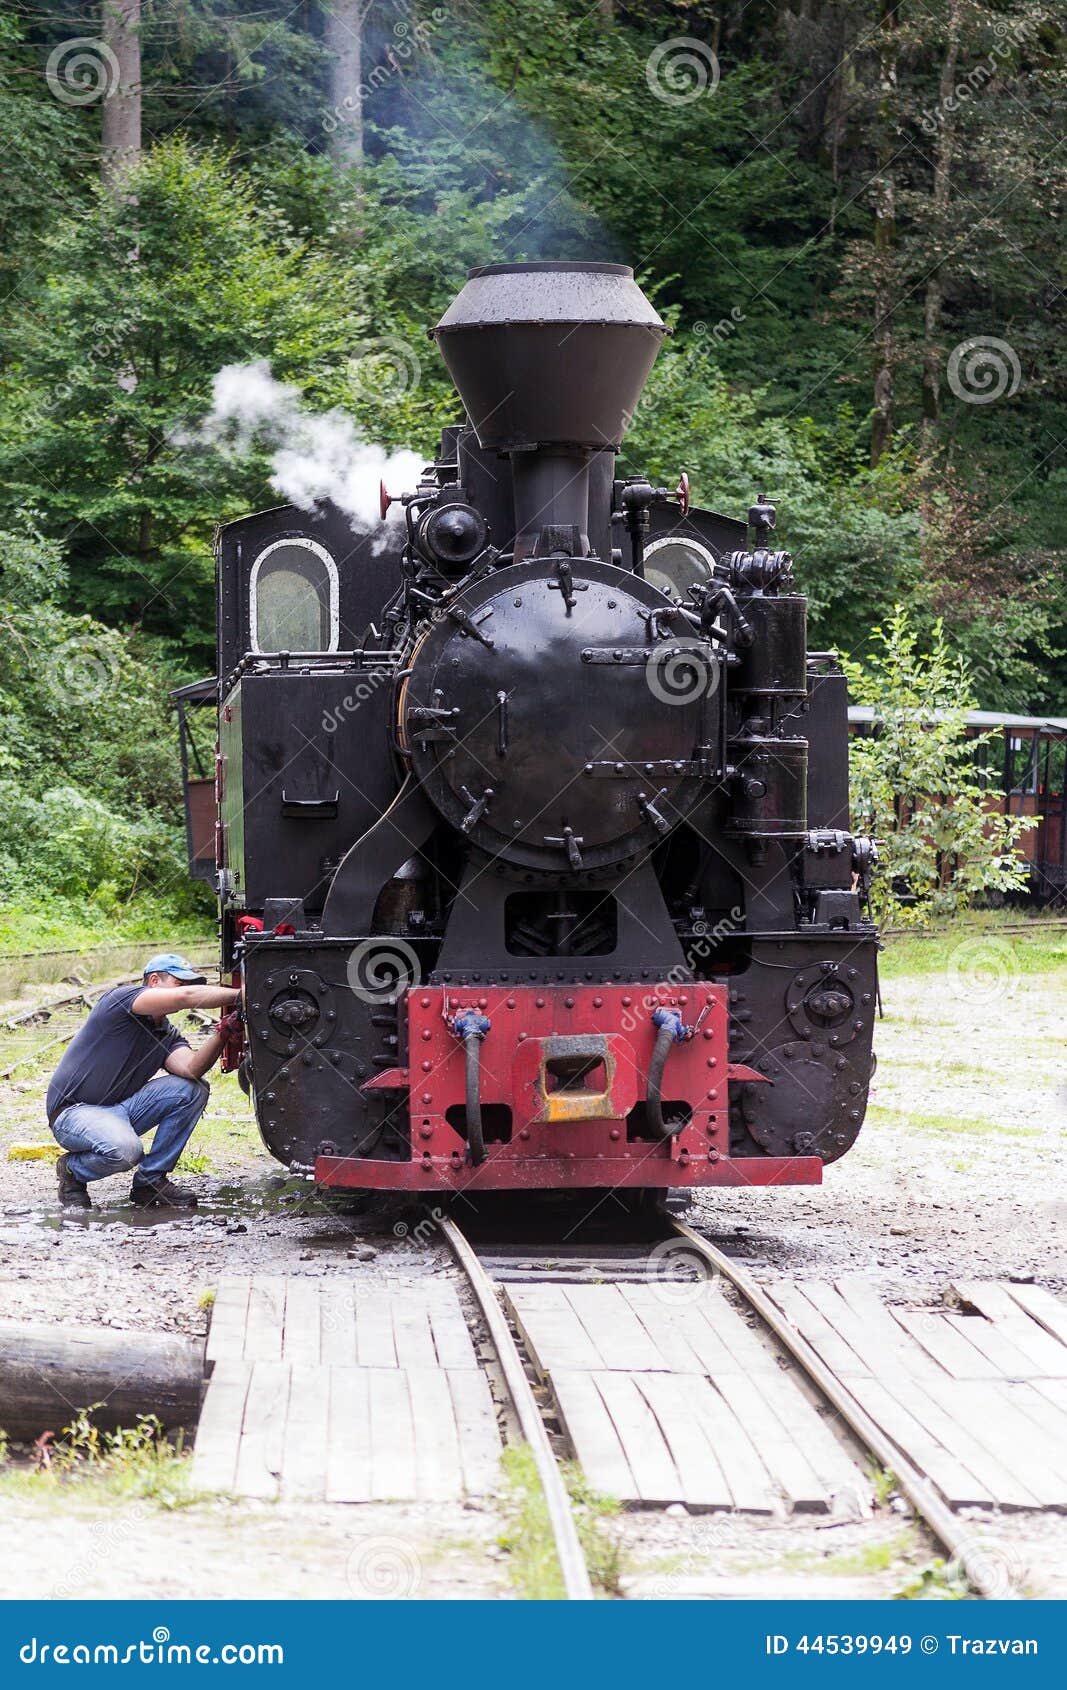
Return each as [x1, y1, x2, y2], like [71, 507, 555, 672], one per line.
[845, 610, 1036, 925]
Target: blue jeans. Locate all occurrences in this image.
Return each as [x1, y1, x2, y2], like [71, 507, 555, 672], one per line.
[52, 1075, 209, 1186]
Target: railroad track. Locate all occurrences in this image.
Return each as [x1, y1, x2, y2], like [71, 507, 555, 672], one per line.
[198, 1206, 1062, 1596]
[883, 919, 1067, 937]
[0, 940, 214, 964]
[436, 1209, 1012, 1602]
[440, 1215, 594, 1600]
[0, 967, 218, 1080]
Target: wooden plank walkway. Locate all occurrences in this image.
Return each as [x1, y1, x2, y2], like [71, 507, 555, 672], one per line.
[765, 1279, 1067, 1513]
[193, 1275, 501, 1502]
[507, 1282, 866, 1514]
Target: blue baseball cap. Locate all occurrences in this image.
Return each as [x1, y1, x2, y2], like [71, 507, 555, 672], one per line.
[143, 952, 207, 984]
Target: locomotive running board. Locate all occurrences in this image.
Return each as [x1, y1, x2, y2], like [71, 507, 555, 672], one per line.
[314, 1153, 824, 1192]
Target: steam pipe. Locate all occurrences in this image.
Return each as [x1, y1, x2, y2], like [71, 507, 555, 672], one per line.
[647, 1007, 692, 1139]
[452, 1010, 491, 1165]
[464, 1036, 485, 1165]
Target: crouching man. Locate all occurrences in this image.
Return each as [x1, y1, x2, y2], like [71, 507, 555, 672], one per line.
[47, 953, 241, 1211]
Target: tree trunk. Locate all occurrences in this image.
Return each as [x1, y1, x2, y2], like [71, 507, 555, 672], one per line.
[326, 0, 366, 168]
[921, 0, 961, 431]
[101, 0, 141, 191]
[870, 1, 899, 467]
[0, 1320, 206, 1440]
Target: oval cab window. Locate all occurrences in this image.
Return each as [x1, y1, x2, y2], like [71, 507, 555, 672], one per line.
[250, 539, 338, 653]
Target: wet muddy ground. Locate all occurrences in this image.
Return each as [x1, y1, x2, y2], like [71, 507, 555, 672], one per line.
[1, 932, 1064, 1599]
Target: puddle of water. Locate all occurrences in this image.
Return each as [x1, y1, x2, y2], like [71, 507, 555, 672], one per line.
[36, 1208, 192, 1233]
[10, 1171, 352, 1237]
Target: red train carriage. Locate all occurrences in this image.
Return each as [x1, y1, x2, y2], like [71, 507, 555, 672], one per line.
[848, 706, 1067, 904]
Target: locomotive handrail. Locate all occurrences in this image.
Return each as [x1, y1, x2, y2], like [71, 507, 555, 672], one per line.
[222, 648, 405, 690]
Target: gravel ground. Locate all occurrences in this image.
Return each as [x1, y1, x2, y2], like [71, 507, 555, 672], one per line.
[0, 933, 1064, 1599]
[0, 1493, 509, 1601]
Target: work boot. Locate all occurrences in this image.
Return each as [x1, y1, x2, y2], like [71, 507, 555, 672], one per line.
[130, 1175, 198, 1210]
[56, 1154, 91, 1209]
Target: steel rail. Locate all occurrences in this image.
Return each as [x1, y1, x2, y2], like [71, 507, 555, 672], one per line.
[0, 940, 212, 963]
[2, 965, 218, 1031]
[438, 1215, 594, 1601]
[2, 976, 137, 1030]
[882, 920, 1067, 937]
[669, 1217, 1013, 1601]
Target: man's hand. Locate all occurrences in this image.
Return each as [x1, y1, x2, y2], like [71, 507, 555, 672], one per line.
[165, 1018, 237, 1081]
[132, 984, 241, 1019]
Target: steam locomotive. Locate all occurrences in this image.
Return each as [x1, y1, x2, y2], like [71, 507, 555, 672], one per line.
[179, 261, 879, 1194]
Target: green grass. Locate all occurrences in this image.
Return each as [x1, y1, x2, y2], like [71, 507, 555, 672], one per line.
[176, 1150, 213, 1174]
[688, 1526, 920, 1586]
[818, 1531, 917, 1577]
[496, 1445, 623, 1599]
[878, 913, 1067, 981]
[0, 896, 212, 959]
[869, 1464, 898, 1508]
[0, 1408, 200, 1510]
[870, 1105, 1040, 1140]
[893, 1558, 971, 1601]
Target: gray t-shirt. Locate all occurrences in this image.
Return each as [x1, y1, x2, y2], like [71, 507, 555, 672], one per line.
[46, 984, 190, 1125]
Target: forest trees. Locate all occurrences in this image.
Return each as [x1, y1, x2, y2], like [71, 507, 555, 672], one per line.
[0, 140, 372, 652]
[0, 0, 1061, 940]
[0, 2, 1058, 677]
[0, 0, 1054, 698]
[100, 0, 140, 188]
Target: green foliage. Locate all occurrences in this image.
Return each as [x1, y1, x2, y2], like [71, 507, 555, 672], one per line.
[0, 0, 1061, 933]
[0, 9, 81, 290]
[894, 1558, 970, 1601]
[0, 784, 182, 905]
[845, 611, 1037, 925]
[0, 525, 67, 609]
[15, 1405, 197, 1509]
[0, 138, 373, 664]
[869, 1464, 899, 1509]
[0, 1, 1060, 699]
[0, 526, 209, 932]
[176, 1150, 213, 1175]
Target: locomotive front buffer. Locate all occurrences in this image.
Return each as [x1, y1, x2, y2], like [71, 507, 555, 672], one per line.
[310, 982, 819, 1193]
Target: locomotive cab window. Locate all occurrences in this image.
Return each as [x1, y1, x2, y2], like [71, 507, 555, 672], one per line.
[643, 535, 715, 604]
[250, 538, 339, 653]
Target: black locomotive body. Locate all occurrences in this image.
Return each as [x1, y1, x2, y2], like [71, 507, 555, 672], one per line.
[193, 262, 878, 1193]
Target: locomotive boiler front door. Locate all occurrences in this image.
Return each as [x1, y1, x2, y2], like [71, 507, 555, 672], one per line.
[401, 557, 721, 882]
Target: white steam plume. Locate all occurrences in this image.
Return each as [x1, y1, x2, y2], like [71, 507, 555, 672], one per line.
[199, 360, 424, 532]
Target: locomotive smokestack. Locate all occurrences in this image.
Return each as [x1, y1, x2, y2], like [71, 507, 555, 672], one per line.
[432, 262, 667, 560]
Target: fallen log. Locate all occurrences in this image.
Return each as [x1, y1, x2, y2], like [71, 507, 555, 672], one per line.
[0, 1320, 207, 1441]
